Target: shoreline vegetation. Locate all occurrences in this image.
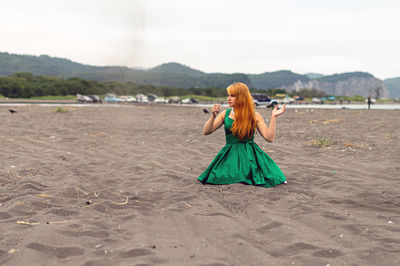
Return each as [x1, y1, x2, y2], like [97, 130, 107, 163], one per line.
[0, 94, 399, 105]
[0, 72, 399, 104]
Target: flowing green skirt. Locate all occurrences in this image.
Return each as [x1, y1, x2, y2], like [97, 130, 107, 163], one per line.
[198, 142, 286, 187]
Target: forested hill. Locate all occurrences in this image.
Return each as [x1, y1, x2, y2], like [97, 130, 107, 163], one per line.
[384, 77, 400, 98]
[0, 52, 250, 89]
[248, 70, 310, 89]
[0, 52, 397, 97]
[148, 62, 205, 77]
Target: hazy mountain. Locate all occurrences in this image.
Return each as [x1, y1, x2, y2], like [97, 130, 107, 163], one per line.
[248, 70, 310, 89]
[0, 52, 109, 77]
[305, 72, 325, 79]
[148, 62, 205, 77]
[279, 72, 389, 98]
[384, 77, 400, 98]
[0, 52, 395, 97]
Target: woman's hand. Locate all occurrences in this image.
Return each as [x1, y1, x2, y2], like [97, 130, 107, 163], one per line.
[272, 104, 286, 117]
[212, 104, 221, 117]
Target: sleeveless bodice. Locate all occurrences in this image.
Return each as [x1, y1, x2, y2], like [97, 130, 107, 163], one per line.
[198, 108, 286, 187]
[224, 109, 254, 144]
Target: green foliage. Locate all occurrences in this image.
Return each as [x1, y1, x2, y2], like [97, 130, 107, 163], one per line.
[55, 107, 68, 113]
[313, 136, 331, 146]
[0, 52, 254, 89]
[248, 70, 310, 89]
[148, 62, 204, 77]
[316, 72, 373, 83]
[336, 95, 365, 102]
[30, 95, 76, 100]
[0, 72, 233, 99]
[305, 73, 325, 79]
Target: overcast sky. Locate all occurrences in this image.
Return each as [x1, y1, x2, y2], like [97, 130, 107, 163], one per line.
[1, 0, 399, 79]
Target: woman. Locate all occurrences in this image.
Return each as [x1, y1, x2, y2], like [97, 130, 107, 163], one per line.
[198, 82, 286, 187]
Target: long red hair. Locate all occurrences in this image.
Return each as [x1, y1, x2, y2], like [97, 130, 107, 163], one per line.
[227, 83, 256, 140]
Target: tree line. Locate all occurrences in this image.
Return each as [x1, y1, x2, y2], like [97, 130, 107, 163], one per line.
[0, 72, 327, 99]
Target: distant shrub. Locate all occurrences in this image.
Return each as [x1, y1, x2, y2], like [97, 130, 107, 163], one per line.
[55, 106, 68, 113]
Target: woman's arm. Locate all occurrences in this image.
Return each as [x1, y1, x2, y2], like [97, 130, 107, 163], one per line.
[203, 104, 225, 135]
[256, 104, 286, 142]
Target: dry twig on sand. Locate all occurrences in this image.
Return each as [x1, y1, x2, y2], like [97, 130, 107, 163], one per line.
[17, 221, 40, 226]
[76, 187, 89, 198]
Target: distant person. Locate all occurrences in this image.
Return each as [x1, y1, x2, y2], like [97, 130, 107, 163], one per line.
[198, 82, 287, 187]
[367, 95, 372, 110]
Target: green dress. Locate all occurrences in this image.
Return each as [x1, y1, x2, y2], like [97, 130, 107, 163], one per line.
[198, 108, 286, 187]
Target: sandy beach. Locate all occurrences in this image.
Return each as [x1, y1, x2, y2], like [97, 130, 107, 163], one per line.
[1, 104, 399, 266]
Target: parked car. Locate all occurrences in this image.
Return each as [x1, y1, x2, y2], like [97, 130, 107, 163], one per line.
[136, 94, 148, 103]
[294, 96, 305, 101]
[147, 93, 158, 102]
[168, 97, 181, 104]
[182, 97, 200, 104]
[119, 95, 136, 102]
[251, 93, 278, 108]
[104, 93, 122, 103]
[88, 95, 102, 103]
[154, 97, 167, 103]
[312, 97, 322, 104]
[279, 96, 295, 104]
[76, 94, 93, 103]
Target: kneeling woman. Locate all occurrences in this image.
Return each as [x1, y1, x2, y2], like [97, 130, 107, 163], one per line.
[198, 82, 287, 187]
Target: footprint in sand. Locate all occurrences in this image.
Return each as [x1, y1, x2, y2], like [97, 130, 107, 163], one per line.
[119, 248, 153, 258]
[26, 242, 84, 259]
[256, 221, 283, 233]
[312, 248, 343, 258]
[0, 212, 12, 220]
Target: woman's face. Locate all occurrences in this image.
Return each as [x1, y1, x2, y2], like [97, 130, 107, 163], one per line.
[227, 92, 236, 107]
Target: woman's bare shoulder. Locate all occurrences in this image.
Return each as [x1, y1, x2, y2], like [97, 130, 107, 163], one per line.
[255, 111, 265, 122]
[216, 109, 227, 119]
[255, 111, 263, 118]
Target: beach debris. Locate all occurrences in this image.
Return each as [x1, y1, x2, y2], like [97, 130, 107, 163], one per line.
[37, 194, 52, 198]
[322, 119, 340, 124]
[95, 244, 102, 249]
[17, 221, 40, 226]
[218, 189, 230, 194]
[184, 203, 192, 208]
[10, 166, 16, 168]
[8, 249, 17, 254]
[47, 220, 72, 224]
[77, 187, 128, 207]
[110, 197, 129, 205]
[15, 201, 24, 206]
[152, 245, 156, 249]
[8, 109, 17, 114]
[388, 221, 394, 224]
[203, 108, 209, 114]
[76, 187, 89, 197]
[84, 200, 105, 208]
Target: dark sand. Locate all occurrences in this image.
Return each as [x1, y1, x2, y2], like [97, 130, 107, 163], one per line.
[0, 105, 399, 266]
